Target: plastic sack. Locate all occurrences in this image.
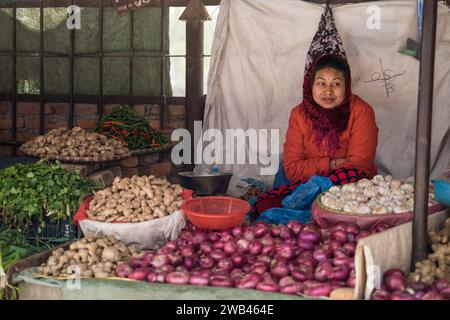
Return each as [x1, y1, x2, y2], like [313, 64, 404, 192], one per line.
[282, 175, 333, 210]
[73, 190, 192, 250]
[256, 207, 311, 225]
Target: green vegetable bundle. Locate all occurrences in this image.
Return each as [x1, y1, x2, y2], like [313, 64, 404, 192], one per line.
[0, 227, 50, 299]
[0, 160, 98, 232]
[95, 106, 169, 150]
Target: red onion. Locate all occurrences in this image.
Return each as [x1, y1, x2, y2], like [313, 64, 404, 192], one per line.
[165, 241, 177, 250]
[384, 274, 407, 292]
[167, 253, 182, 267]
[320, 228, 332, 241]
[249, 240, 263, 255]
[328, 240, 342, 251]
[166, 271, 190, 285]
[200, 242, 213, 254]
[147, 271, 166, 283]
[295, 256, 316, 268]
[331, 230, 347, 243]
[298, 230, 320, 243]
[371, 289, 391, 300]
[331, 223, 347, 233]
[331, 282, 345, 290]
[253, 223, 269, 238]
[180, 245, 194, 258]
[302, 224, 320, 233]
[332, 257, 352, 267]
[244, 229, 256, 241]
[439, 287, 450, 299]
[236, 274, 261, 289]
[271, 225, 282, 237]
[256, 282, 279, 292]
[390, 290, 415, 300]
[422, 290, 444, 300]
[314, 262, 334, 282]
[192, 232, 207, 247]
[280, 283, 304, 294]
[413, 291, 426, 300]
[128, 268, 149, 281]
[129, 257, 144, 268]
[217, 258, 233, 272]
[210, 250, 226, 261]
[279, 276, 296, 287]
[116, 263, 133, 278]
[237, 239, 250, 253]
[270, 263, 290, 279]
[279, 227, 292, 240]
[261, 245, 274, 256]
[304, 283, 333, 297]
[333, 248, 348, 259]
[297, 240, 315, 250]
[209, 275, 233, 287]
[384, 268, 405, 279]
[332, 265, 351, 282]
[276, 244, 294, 260]
[183, 257, 195, 270]
[433, 278, 449, 292]
[223, 240, 238, 256]
[209, 232, 221, 242]
[287, 220, 303, 235]
[409, 281, 429, 292]
[231, 226, 243, 238]
[345, 223, 360, 235]
[189, 274, 209, 286]
[199, 254, 214, 269]
[231, 253, 246, 267]
[151, 254, 169, 268]
[260, 235, 274, 247]
[180, 230, 193, 241]
[160, 265, 175, 273]
[343, 243, 356, 257]
[213, 241, 225, 250]
[313, 248, 330, 263]
[256, 255, 271, 266]
[251, 264, 267, 275]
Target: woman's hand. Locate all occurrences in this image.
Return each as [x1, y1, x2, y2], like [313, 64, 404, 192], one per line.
[329, 158, 347, 171]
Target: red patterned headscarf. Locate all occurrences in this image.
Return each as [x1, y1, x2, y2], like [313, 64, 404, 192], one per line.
[300, 53, 352, 158]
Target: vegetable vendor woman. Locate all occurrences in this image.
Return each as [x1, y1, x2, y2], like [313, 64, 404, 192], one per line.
[255, 53, 379, 214]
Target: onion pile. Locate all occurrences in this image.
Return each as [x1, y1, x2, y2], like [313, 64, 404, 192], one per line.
[371, 269, 450, 300]
[115, 221, 377, 297]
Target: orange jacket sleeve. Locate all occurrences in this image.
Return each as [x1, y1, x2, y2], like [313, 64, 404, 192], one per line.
[283, 107, 330, 182]
[340, 98, 378, 177]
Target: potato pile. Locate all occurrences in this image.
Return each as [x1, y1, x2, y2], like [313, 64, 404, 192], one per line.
[409, 218, 450, 284]
[86, 175, 184, 223]
[20, 127, 129, 158]
[320, 175, 436, 215]
[38, 235, 142, 278]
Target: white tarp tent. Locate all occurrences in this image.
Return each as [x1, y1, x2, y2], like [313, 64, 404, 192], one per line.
[197, 0, 450, 194]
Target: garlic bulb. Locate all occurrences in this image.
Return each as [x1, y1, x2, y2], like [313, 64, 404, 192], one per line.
[377, 185, 391, 196]
[328, 186, 341, 193]
[393, 205, 410, 214]
[363, 186, 379, 198]
[401, 183, 414, 192]
[343, 201, 360, 213]
[341, 184, 358, 193]
[372, 205, 388, 215]
[357, 178, 373, 189]
[372, 175, 384, 185]
[389, 179, 402, 189]
[356, 204, 372, 215]
[384, 175, 393, 182]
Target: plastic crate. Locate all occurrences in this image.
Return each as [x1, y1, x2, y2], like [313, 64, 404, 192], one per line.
[27, 215, 79, 245]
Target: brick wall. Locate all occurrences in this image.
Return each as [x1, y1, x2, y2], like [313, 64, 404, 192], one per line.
[0, 101, 185, 157]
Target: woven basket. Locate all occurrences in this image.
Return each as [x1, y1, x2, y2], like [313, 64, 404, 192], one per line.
[129, 141, 177, 155]
[19, 146, 132, 163]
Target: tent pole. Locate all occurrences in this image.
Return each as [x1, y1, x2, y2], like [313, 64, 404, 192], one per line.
[411, 0, 437, 268]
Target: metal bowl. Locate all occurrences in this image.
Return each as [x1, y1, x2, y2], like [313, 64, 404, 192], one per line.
[177, 171, 233, 196]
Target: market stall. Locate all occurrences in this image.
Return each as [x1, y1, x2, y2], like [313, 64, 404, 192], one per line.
[1, 0, 450, 302]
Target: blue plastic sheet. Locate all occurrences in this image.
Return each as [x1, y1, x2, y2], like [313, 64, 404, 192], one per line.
[256, 207, 311, 224]
[256, 175, 332, 225]
[282, 175, 333, 210]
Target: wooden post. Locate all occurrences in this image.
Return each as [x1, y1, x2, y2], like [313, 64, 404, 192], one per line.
[411, 0, 437, 267]
[180, 0, 210, 169]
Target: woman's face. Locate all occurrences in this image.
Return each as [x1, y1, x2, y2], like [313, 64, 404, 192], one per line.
[312, 67, 346, 109]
